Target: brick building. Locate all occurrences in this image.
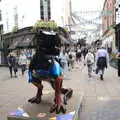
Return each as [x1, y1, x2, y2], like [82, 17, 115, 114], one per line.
[102, 0, 116, 51]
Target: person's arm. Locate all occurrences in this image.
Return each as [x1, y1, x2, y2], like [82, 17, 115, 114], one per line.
[116, 53, 120, 59]
[84, 54, 88, 65]
[106, 51, 109, 65]
[7, 56, 11, 66]
[91, 54, 95, 64]
[95, 51, 99, 65]
[18, 56, 21, 65]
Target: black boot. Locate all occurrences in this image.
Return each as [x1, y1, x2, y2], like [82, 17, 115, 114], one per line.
[63, 88, 73, 105]
[34, 88, 43, 104]
[100, 75, 103, 80]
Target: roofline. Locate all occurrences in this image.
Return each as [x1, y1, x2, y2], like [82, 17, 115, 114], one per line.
[102, 0, 107, 11]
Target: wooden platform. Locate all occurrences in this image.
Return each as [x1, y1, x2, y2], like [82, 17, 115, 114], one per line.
[7, 90, 83, 120]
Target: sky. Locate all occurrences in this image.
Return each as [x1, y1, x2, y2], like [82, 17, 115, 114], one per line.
[70, 0, 105, 41]
[1, 0, 105, 33]
[71, 0, 105, 30]
[72, 0, 105, 12]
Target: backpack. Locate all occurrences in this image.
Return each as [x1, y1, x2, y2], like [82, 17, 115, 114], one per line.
[97, 57, 107, 68]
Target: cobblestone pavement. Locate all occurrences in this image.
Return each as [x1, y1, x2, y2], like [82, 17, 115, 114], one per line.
[0, 66, 83, 120]
[80, 64, 120, 120]
[0, 62, 120, 120]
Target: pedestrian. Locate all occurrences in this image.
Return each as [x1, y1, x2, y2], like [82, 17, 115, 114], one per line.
[95, 46, 109, 80]
[82, 47, 88, 60]
[59, 50, 68, 74]
[115, 50, 120, 77]
[68, 50, 75, 71]
[7, 52, 18, 78]
[18, 52, 27, 75]
[76, 47, 82, 63]
[85, 49, 95, 77]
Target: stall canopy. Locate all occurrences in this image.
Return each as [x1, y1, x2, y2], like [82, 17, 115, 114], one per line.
[8, 29, 70, 50]
[9, 34, 35, 49]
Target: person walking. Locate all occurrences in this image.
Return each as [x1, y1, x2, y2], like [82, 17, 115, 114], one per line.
[68, 50, 76, 71]
[95, 46, 109, 80]
[76, 47, 82, 63]
[59, 50, 68, 74]
[7, 52, 18, 77]
[82, 47, 88, 60]
[85, 49, 95, 77]
[18, 52, 27, 75]
[116, 50, 120, 77]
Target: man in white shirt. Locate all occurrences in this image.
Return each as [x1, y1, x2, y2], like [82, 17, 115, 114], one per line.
[85, 49, 95, 77]
[95, 46, 109, 80]
[19, 52, 27, 75]
[59, 50, 68, 73]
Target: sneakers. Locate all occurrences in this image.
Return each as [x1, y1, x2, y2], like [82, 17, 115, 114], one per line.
[88, 74, 92, 78]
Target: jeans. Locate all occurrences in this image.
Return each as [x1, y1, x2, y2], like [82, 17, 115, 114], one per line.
[87, 64, 93, 77]
[9, 66, 17, 77]
[21, 64, 26, 75]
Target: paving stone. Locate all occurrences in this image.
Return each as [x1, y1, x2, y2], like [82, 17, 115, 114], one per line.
[1, 63, 120, 120]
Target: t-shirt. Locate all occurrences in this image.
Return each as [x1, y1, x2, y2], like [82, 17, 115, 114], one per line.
[85, 52, 94, 65]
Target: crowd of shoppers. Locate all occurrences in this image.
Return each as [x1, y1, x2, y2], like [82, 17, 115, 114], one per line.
[58, 44, 110, 81]
[7, 45, 110, 81]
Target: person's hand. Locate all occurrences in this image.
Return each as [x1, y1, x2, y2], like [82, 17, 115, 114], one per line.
[116, 53, 120, 59]
[8, 63, 11, 66]
[32, 69, 36, 73]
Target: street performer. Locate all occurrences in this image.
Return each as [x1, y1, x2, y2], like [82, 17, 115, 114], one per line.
[28, 48, 73, 114]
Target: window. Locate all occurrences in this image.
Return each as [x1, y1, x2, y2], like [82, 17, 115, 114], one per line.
[40, 0, 44, 20]
[0, 24, 3, 34]
[48, 0, 50, 3]
[47, 0, 51, 20]
[40, 5, 44, 9]
[48, 11, 51, 20]
[41, 10, 44, 20]
[0, 10, 2, 21]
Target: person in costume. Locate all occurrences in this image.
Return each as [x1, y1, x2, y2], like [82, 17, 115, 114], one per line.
[28, 51, 73, 113]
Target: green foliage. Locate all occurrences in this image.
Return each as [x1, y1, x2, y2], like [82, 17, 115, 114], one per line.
[12, 26, 18, 32]
[34, 20, 58, 31]
[64, 27, 68, 32]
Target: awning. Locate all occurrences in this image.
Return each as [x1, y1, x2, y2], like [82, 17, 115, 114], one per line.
[9, 34, 35, 49]
[8, 36, 24, 49]
[17, 34, 35, 48]
[58, 35, 70, 44]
